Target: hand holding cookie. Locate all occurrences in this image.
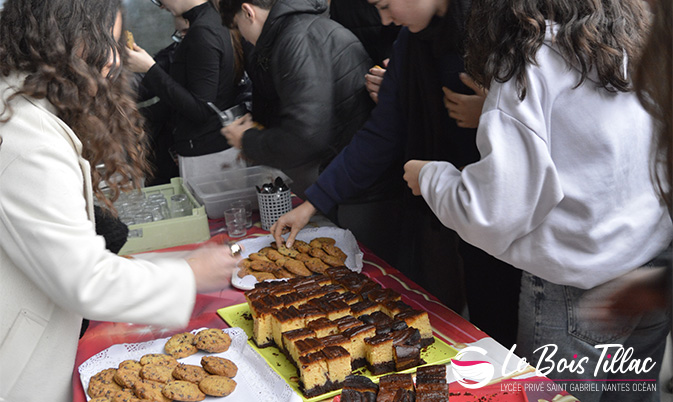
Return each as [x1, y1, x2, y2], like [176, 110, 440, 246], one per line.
[125, 42, 156, 74]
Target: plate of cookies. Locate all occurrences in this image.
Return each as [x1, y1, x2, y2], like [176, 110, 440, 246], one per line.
[231, 227, 363, 291]
[79, 327, 299, 401]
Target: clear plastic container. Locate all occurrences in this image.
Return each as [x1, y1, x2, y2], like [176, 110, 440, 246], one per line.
[185, 166, 293, 220]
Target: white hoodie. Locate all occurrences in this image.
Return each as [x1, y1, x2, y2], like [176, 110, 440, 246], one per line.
[418, 24, 673, 289]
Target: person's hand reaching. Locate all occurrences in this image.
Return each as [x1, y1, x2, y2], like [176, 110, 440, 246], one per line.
[270, 201, 317, 248]
[186, 243, 242, 293]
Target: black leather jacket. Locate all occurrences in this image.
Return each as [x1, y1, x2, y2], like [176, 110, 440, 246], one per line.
[242, 0, 373, 173]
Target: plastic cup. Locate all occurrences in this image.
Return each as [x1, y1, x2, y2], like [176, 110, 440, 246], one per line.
[170, 194, 191, 218]
[232, 199, 253, 228]
[224, 207, 247, 238]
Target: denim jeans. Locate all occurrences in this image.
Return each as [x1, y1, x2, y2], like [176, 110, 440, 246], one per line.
[517, 272, 670, 402]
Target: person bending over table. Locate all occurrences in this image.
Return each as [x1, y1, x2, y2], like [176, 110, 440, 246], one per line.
[0, 2, 239, 401]
[218, 0, 374, 198]
[270, 0, 523, 348]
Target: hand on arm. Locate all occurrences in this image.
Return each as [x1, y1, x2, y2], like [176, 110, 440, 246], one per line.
[443, 73, 487, 128]
[365, 58, 389, 104]
[125, 44, 156, 74]
[403, 160, 432, 196]
[221, 114, 254, 149]
[270, 201, 317, 248]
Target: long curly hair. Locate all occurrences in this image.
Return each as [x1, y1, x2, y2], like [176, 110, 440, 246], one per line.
[635, 0, 673, 213]
[0, 0, 150, 212]
[465, 0, 650, 100]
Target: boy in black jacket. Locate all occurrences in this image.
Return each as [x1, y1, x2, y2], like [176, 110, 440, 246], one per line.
[219, 0, 373, 197]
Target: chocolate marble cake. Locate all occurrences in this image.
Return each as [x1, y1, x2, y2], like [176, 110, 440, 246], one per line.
[243, 268, 436, 398]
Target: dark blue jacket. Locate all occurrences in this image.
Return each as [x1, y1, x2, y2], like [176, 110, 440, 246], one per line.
[305, 27, 478, 213]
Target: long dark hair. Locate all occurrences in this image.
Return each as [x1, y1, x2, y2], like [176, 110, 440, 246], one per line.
[635, 0, 673, 213]
[0, 0, 149, 211]
[465, 0, 649, 100]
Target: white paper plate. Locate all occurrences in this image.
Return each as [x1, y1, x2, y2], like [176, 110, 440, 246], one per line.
[231, 227, 363, 290]
[78, 327, 300, 402]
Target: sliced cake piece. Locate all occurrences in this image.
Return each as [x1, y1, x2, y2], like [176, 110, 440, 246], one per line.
[415, 364, 447, 382]
[395, 310, 434, 347]
[342, 324, 377, 369]
[282, 328, 316, 365]
[322, 346, 351, 386]
[277, 291, 304, 308]
[366, 288, 402, 304]
[391, 328, 423, 371]
[415, 382, 448, 402]
[350, 300, 380, 318]
[377, 373, 414, 402]
[319, 334, 350, 350]
[381, 300, 412, 318]
[301, 286, 333, 300]
[298, 303, 327, 326]
[291, 337, 323, 366]
[308, 297, 351, 321]
[336, 273, 372, 294]
[325, 266, 352, 282]
[359, 311, 394, 334]
[266, 281, 295, 297]
[341, 375, 378, 402]
[321, 284, 347, 294]
[250, 302, 274, 347]
[271, 306, 304, 350]
[334, 315, 364, 333]
[298, 351, 329, 398]
[365, 333, 395, 375]
[306, 317, 339, 338]
[392, 389, 416, 402]
[249, 296, 282, 319]
[415, 365, 448, 402]
[292, 279, 321, 294]
[333, 291, 362, 305]
[359, 281, 383, 301]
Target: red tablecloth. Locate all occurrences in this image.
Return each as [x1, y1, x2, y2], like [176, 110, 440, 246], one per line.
[72, 207, 567, 402]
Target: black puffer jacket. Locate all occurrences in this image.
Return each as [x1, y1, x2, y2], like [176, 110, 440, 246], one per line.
[242, 0, 373, 192]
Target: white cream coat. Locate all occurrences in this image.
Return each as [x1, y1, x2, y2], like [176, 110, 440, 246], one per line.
[0, 74, 196, 401]
[418, 26, 673, 289]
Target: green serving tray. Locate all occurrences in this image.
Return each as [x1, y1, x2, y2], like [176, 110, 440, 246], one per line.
[218, 302, 457, 402]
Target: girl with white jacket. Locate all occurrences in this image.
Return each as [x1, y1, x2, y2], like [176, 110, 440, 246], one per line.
[403, 0, 672, 400]
[0, 1, 239, 400]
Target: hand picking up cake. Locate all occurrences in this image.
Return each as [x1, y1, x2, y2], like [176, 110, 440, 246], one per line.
[243, 266, 434, 398]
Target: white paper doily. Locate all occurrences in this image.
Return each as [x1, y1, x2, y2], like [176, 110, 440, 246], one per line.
[78, 327, 300, 402]
[231, 227, 364, 290]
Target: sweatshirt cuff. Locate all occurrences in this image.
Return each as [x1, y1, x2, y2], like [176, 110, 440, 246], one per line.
[241, 128, 264, 160]
[304, 183, 338, 215]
